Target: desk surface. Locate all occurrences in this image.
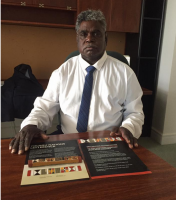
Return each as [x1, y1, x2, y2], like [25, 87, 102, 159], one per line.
[2, 131, 176, 200]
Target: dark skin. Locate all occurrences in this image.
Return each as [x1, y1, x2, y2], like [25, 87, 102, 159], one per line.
[9, 125, 49, 154]
[9, 20, 138, 155]
[110, 127, 138, 149]
[76, 21, 107, 65]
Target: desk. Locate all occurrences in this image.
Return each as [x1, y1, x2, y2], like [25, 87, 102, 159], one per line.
[2, 131, 176, 200]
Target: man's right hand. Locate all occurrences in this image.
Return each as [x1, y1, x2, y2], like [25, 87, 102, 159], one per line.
[9, 125, 49, 155]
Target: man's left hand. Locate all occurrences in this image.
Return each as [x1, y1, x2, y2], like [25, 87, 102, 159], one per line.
[110, 127, 138, 149]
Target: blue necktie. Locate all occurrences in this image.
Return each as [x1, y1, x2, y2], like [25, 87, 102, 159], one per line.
[77, 66, 96, 132]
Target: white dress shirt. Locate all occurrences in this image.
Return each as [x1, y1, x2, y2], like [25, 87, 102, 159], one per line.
[21, 52, 144, 138]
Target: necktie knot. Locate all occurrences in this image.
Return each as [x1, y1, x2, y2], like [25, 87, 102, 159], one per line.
[86, 66, 96, 73]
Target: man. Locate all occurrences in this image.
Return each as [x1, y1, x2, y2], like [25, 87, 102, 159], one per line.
[9, 10, 144, 155]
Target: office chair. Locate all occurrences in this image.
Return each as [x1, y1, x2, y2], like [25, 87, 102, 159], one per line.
[51, 50, 129, 135]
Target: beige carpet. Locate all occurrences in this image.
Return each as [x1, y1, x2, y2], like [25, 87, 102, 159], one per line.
[138, 137, 176, 168]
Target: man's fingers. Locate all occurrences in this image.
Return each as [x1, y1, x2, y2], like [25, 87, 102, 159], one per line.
[125, 135, 134, 149]
[24, 132, 49, 152]
[119, 128, 130, 143]
[24, 133, 34, 151]
[110, 127, 118, 134]
[123, 134, 132, 146]
[9, 125, 48, 155]
[40, 133, 49, 140]
[18, 131, 28, 154]
[110, 127, 121, 137]
[112, 127, 119, 132]
[128, 141, 133, 149]
[118, 127, 134, 149]
[11, 136, 20, 154]
[9, 138, 16, 150]
[123, 134, 138, 149]
[127, 137, 138, 149]
[111, 127, 138, 149]
[18, 139, 25, 155]
[134, 138, 138, 147]
[110, 132, 115, 137]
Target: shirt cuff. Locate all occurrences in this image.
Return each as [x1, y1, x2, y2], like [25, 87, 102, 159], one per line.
[20, 120, 39, 131]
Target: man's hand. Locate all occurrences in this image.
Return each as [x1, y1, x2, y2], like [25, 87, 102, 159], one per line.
[110, 127, 138, 149]
[9, 125, 49, 155]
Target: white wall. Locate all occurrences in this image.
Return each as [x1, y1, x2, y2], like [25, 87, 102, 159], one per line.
[151, 0, 176, 144]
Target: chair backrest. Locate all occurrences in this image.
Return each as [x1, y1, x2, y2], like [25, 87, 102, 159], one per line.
[65, 50, 129, 66]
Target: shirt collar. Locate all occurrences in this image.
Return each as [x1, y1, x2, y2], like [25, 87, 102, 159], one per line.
[78, 51, 107, 71]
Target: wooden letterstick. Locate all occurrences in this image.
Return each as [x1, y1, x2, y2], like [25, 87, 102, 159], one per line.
[28, 156, 82, 168]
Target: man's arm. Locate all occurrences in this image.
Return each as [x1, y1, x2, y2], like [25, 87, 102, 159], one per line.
[21, 70, 61, 131]
[110, 71, 144, 148]
[9, 70, 61, 154]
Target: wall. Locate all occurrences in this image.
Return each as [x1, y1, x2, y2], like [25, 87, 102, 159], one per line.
[151, 0, 176, 144]
[1, 25, 126, 79]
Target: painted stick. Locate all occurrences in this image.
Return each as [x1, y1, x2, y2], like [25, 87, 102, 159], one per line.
[28, 156, 82, 168]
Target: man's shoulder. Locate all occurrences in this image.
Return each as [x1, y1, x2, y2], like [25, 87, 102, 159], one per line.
[62, 55, 79, 69]
[63, 54, 79, 66]
[106, 55, 133, 74]
[51, 55, 79, 77]
[54, 55, 79, 72]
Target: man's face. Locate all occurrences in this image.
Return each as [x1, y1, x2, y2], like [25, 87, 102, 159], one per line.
[77, 21, 107, 65]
